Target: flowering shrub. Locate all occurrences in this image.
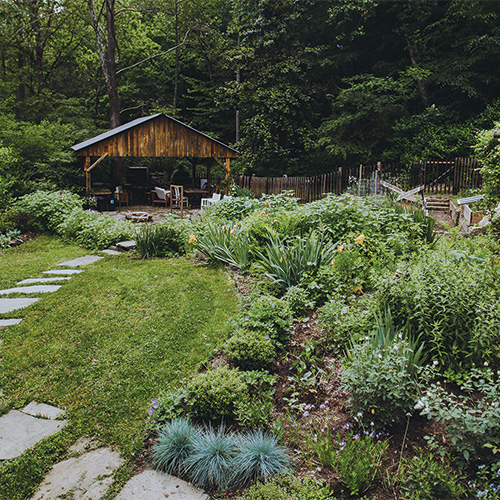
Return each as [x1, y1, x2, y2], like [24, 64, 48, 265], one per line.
[418, 368, 500, 476]
[342, 311, 425, 429]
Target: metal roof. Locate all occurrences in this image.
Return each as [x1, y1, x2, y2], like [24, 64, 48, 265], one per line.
[71, 113, 238, 154]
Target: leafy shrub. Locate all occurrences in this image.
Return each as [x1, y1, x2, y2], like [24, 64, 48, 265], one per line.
[207, 196, 260, 221]
[342, 310, 425, 429]
[15, 190, 83, 232]
[236, 474, 331, 500]
[57, 208, 134, 250]
[376, 247, 500, 377]
[475, 123, 500, 202]
[224, 330, 275, 371]
[283, 286, 315, 316]
[398, 450, 466, 500]
[186, 424, 239, 490]
[185, 366, 248, 420]
[0, 229, 21, 248]
[318, 295, 375, 352]
[238, 295, 292, 345]
[233, 431, 293, 484]
[418, 368, 500, 470]
[151, 418, 200, 476]
[136, 221, 187, 258]
[194, 222, 250, 269]
[310, 428, 388, 496]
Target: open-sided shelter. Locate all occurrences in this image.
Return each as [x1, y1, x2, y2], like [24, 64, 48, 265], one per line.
[71, 113, 238, 195]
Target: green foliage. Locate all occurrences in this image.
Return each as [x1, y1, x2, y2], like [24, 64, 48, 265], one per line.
[151, 418, 200, 476]
[236, 474, 332, 500]
[419, 368, 500, 470]
[398, 450, 466, 500]
[186, 424, 239, 490]
[310, 428, 389, 496]
[343, 310, 425, 429]
[318, 295, 375, 353]
[224, 330, 276, 371]
[207, 197, 260, 221]
[135, 221, 187, 258]
[0, 229, 21, 249]
[185, 366, 248, 420]
[376, 246, 500, 377]
[257, 232, 338, 289]
[233, 431, 293, 484]
[194, 222, 250, 269]
[475, 123, 500, 202]
[15, 190, 83, 232]
[237, 295, 292, 345]
[283, 286, 316, 316]
[56, 208, 135, 250]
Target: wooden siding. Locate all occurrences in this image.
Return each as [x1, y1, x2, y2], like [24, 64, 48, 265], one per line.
[76, 115, 236, 158]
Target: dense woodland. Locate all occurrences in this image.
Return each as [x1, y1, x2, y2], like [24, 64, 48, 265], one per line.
[2, 0, 500, 203]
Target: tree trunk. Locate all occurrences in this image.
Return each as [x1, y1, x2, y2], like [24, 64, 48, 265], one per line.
[407, 37, 432, 108]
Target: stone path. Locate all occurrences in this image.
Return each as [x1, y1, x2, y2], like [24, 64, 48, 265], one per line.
[0, 253, 209, 499]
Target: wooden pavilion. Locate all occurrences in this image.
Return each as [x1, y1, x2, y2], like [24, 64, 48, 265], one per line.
[71, 113, 238, 196]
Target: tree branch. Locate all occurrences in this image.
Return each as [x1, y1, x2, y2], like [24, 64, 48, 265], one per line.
[116, 29, 190, 75]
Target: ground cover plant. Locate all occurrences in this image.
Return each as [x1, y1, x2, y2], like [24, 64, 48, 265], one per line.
[0, 245, 238, 499]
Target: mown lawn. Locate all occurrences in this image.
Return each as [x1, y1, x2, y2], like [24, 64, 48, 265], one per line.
[0, 237, 239, 497]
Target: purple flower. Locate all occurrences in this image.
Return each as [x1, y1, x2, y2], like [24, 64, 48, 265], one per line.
[244, 316, 249, 321]
[343, 423, 350, 430]
[152, 402, 159, 409]
[151, 398, 157, 404]
[320, 404, 326, 410]
[265, 334, 270, 339]
[147, 408, 154, 415]
[271, 303, 275, 308]
[303, 411, 309, 417]
[228, 317, 232, 322]
[304, 404, 312, 410]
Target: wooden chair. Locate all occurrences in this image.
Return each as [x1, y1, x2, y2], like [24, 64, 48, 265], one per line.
[152, 187, 169, 207]
[170, 185, 188, 217]
[114, 191, 131, 207]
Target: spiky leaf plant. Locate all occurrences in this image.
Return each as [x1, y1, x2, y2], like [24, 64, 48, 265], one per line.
[151, 418, 200, 476]
[185, 424, 239, 490]
[233, 430, 293, 485]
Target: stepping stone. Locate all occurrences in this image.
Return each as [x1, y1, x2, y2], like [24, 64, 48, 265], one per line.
[0, 410, 67, 460]
[0, 285, 62, 295]
[17, 277, 71, 285]
[44, 269, 83, 275]
[116, 240, 136, 251]
[102, 249, 122, 255]
[0, 318, 23, 328]
[115, 469, 209, 500]
[22, 402, 65, 420]
[32, 447, 124, 500]
[0, 298, 39, 314]
[57, 256, 104, 267]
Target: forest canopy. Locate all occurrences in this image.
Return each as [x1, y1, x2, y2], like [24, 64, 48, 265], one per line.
[1, 0, 500, 197]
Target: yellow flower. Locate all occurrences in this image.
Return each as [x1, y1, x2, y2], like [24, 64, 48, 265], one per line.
[353, 286, 364, 294]
[280, 257, 283, 263]
[331, 258, 335, 266]
[355, 234, 365, 245]
[233, 224, 237, 229]
[337, 244, 345, 252]
[188, 234, 197, 244]
[230, 229, 234, 234]
[371, 409, 375, 414]
[260, 211, 265, 216]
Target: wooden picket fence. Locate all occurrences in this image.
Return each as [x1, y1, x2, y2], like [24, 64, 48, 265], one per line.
[235, 158, 482, 202]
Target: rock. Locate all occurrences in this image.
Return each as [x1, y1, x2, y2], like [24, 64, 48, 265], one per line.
[22, 402, 65, 420]
[57, 256, 104, 267]
[0, 298, 39, 314]
[17, 277, 71, 284]
[0, 285, 62, 295]
[0, 318, 23, 328]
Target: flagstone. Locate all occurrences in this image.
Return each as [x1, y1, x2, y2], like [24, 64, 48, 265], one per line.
[22, 402, 65, 420]
[0, 318, 23, 327]
[17, 277, 71, 285]
[0, 298, 39, 314]
[57, 255, 104, 267]
[43, 269, 83, 275]
[0, 285, 61, 295]
[31, 448, 123, 500]
[115, 469, 209, 500]
[0, 410, 67, 460]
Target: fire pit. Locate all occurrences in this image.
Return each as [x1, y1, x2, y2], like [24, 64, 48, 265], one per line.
[125, 211, 153, 223]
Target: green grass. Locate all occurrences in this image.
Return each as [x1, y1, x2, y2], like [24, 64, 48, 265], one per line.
[0, 237, 239, 498]
[0, 236, 89, 290]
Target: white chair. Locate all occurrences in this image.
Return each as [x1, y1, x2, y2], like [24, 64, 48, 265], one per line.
[152, 187, 169, 207]
[201, 192, 221, 211]
[170, 185, 188, 210]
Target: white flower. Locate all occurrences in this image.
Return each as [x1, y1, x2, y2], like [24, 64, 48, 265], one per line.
[433, 360, 439, 366]
[484, 361, 489, 367]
